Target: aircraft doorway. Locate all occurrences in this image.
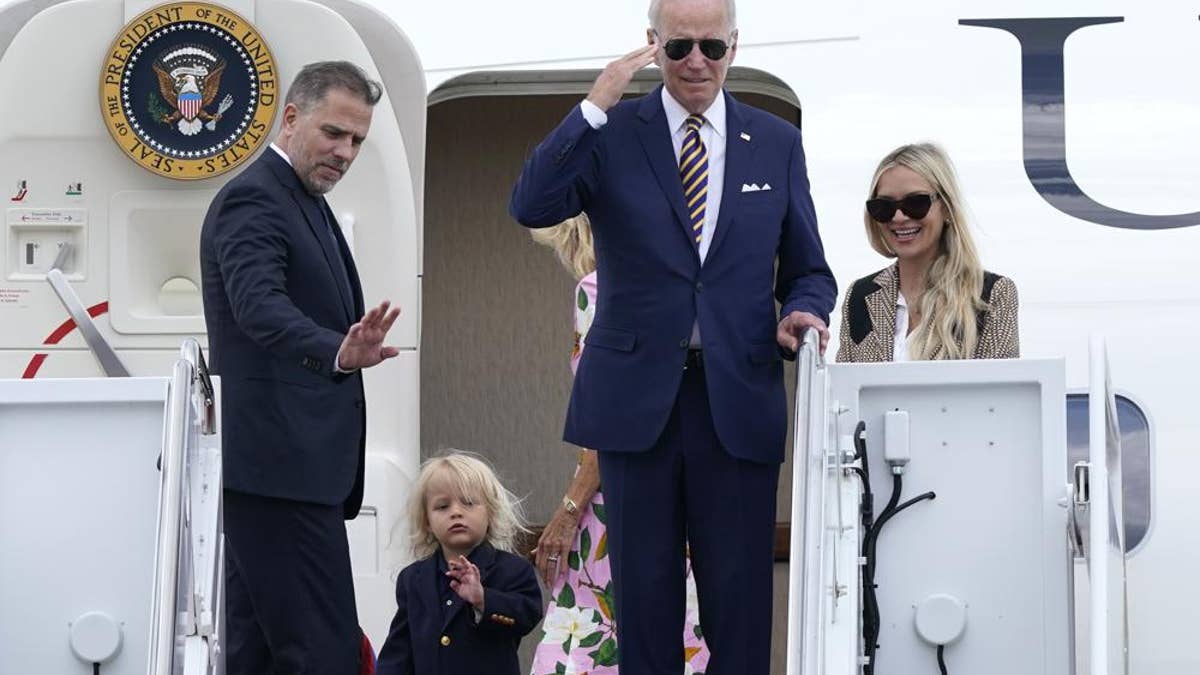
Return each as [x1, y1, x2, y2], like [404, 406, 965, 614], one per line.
[422, 67, 804, 672]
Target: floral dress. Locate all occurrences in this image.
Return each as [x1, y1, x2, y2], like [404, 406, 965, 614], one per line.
[530, 271, 710, 675]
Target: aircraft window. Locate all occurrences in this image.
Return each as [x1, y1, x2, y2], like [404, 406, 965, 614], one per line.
[1066, 394, 1152, 555]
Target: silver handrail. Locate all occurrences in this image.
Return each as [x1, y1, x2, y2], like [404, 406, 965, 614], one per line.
[147, 357, 194, 675]
[181, 338, 216, 436]
[786, 328, 826, 675]
[46, 244, 130, 377]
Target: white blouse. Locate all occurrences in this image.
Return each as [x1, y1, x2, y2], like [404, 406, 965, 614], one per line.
[893, 293, 911, 362]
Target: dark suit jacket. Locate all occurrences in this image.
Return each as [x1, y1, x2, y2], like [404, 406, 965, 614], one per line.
[836, 264, 1020, 362]
[375, 543, 543, 675]
[510, 87, 836, 463]
[200, 149, 367, 516]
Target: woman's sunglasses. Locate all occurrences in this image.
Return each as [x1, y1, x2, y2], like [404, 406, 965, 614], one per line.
[659, 37, 731, 61]
[866, 193, 939, 223]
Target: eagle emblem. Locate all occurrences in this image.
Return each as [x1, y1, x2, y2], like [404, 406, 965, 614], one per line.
[100, 3, 277, 179]
[152, 45, 233, 136]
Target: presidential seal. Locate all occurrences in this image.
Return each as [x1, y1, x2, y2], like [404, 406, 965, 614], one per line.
[100, 2, 277, 180]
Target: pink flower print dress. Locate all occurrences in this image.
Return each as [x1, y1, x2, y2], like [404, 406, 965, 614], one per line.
[530, 271, 710, 675]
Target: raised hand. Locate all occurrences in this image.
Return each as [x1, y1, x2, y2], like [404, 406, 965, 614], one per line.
[446, 555, 485, 610]
[586, 43, 659, 111]
[337, 300, 401, 370]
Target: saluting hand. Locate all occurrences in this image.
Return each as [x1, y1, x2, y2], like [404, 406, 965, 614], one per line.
[586, 43, 659, 111]
[337, 300, 401, 370]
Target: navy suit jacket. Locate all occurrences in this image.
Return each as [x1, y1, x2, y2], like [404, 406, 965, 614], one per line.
[510, 88, 836, 463]
[375, 544, 543, 675]
[200, 149, 367, 516]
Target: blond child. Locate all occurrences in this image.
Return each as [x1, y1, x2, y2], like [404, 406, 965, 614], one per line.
[376, 452, 542, 675]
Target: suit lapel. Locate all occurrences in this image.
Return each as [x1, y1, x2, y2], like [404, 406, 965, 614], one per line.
[421, 550, 467, 632]
[293, 191, 356, 324]
[339, 240, 364, 317]
[322, 200, 364, 318]
[414, 554, 444, 634]
[866, 266, 899, 361]
[706, 91, 750, 261]
[635, 91, 697, 258]
[263, 149, 358, 325]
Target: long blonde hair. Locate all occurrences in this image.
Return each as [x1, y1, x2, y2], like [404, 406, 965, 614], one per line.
[530, 213, 595, 281]
[864, 143, 986, 360]
[408, 451, 529, 558]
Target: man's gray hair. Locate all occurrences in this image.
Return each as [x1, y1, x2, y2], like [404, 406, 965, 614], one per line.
[284, 61, 383, 112]
[648, 0, 737, 32]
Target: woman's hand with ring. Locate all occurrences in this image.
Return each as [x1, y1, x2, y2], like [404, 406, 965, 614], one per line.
[535, 505, 581, 585]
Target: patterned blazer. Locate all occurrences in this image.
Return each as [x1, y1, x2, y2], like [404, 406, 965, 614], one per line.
[836, 264, 1019, 363]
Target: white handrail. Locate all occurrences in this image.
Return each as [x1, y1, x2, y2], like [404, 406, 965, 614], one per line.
[147, 358, 195, 675]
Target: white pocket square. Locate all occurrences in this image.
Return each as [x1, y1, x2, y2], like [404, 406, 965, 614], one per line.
[741, 183, 772, 193]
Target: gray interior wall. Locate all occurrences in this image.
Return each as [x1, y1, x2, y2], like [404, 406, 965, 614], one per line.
[422, 89, 803, 673]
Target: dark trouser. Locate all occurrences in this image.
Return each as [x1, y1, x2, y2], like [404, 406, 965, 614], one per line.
[223, 490, 359, 675]
[598, 364, 779, 675]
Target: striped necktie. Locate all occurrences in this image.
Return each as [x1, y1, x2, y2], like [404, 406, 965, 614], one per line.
[679, 114, 708, 248]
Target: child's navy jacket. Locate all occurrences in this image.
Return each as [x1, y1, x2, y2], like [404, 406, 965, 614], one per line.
[376, 542, 543, 675]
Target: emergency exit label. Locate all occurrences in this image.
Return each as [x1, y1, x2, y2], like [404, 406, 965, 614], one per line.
[6, 208, 86, 225]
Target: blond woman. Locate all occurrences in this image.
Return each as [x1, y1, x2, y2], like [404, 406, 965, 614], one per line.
[838, 143, 1019, 362]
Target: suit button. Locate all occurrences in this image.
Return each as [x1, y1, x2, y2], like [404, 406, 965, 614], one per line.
[440, 635, 451, 647]
[695, 281, 703, 292]
[678, 339, 688, 348]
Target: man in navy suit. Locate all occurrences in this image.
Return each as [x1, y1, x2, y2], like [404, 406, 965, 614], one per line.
[201, 61, 401, 675]
[510, 0, 836, 672]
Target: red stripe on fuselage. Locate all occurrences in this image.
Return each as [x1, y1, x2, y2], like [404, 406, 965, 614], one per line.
[19, 301, 111, 378]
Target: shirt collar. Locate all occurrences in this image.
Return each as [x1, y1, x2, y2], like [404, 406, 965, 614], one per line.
[269, 142, 292, 166]
[661, 87, 726, 140]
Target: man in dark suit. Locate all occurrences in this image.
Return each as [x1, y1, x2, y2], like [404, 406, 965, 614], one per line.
[200, 61, 400, 675]
[510, 0, 836, 672]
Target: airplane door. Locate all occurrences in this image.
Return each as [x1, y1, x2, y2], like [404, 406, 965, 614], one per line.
[0, 0, 425, 650]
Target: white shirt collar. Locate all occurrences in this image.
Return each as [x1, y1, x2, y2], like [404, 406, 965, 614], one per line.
[269, 142, 292, 166]
[661, 87, 726, 139]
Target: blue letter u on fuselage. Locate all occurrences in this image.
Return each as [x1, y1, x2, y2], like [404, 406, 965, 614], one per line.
[961, 16, 1200, 230]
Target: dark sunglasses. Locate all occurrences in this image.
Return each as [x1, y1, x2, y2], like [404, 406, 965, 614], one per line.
[866, 192, 939, 222]
[661, 37, 731, 61]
